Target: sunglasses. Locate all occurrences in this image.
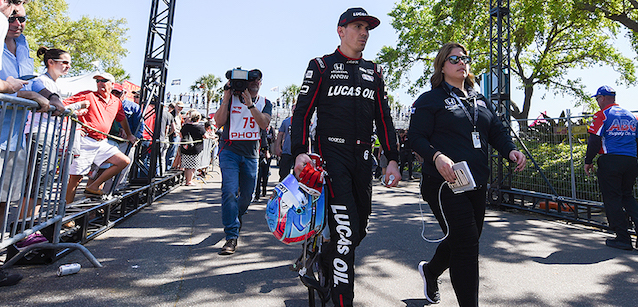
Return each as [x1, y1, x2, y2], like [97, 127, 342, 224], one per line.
[95, 79, 110, 83]
[8, 16, 26, 23]
[52, 59, 71, 65]
[9, 0, 25, 5]
[446, 55, 472, 65]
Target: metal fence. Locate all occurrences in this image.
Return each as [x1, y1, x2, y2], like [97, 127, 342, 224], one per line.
[508, 111, 598, 200]
[0, 93, 101, 267]
[490, 109, 638, 229]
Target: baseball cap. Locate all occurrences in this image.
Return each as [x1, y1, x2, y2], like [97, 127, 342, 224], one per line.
[591, 85, 616, 97]
[93, 72, 115, 83]
[249, 69, 262, 81]
[175, 101, 185, 107]
[338, 7, 380, 30]
[112, 83, 123, 92]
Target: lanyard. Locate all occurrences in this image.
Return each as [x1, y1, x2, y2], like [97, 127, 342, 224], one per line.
[450, 91, 478, 131]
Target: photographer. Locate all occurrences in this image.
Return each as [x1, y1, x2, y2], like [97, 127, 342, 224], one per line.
[213, 68, 272, 255]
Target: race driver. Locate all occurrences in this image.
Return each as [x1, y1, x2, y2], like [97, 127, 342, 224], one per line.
[291, 7, 401, 307]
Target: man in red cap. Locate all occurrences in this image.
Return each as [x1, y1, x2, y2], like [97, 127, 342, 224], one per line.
[291, 7, 400, 306]
[63, 73, 137, 204]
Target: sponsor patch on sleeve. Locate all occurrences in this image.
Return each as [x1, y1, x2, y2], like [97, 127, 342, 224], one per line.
[305, 70, 313, 79]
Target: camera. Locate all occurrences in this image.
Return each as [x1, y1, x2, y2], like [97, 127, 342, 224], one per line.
[224, 68, 261, 96]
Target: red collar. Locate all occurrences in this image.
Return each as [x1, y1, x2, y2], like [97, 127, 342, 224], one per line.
[337, 47, 362, 61]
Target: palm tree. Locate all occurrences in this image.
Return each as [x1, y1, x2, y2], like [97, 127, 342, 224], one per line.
[281, 84, 300, 109]
[190, 74, 222, 117]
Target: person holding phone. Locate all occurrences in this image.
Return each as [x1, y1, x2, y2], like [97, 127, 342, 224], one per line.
[409, 42, 526, 306]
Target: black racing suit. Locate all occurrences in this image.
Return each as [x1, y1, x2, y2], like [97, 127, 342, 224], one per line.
[291, 48, 399, 307]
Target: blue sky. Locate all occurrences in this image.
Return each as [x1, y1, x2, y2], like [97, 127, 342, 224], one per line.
[65, 0, 637, 118]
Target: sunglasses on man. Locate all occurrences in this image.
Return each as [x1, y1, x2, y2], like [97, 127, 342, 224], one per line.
[96, 79, 110, 83]
[8, 16, 25, 23]
[446, 55, 472, 65]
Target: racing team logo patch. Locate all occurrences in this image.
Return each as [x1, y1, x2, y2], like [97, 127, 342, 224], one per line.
[444, 98, 459, 110]
[362, 74, 374, 82]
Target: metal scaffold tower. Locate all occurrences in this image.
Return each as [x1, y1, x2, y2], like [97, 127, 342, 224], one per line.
[131, 0, 177, 184]
[488, 0, 512, 203]
[485, 0, 611, 229]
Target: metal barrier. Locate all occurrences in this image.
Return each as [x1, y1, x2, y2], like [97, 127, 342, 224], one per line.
[0, 93, 101, 268]
[489, 109, 638, 231]
[199, 137, 214, 168]
[190, 137, 215, 183]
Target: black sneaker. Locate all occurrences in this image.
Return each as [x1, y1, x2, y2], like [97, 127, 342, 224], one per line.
[0, 268, 23, 287]
[419, 261, 440, 304]
[219, 238, 237, 255]
[606, 238, 633, 251]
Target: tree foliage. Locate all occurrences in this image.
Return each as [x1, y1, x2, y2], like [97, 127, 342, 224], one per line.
[190, 74, 222, 116]
[281, 84, 300, 107]
[575, 0, 638, 51]
[24, 0, 129, 80]
[378, 0, 635, 120]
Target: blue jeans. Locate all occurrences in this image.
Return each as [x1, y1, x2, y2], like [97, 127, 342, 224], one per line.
[166, 135, 179, 170]
[219, 149, 258, 240]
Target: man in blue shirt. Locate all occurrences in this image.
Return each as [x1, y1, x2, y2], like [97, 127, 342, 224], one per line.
[585, 85, 638, 251]
[104, 83, 142, 190]
[0, 0, 51, 288]
[274, 104, 295, 181]
[0, 6, 51, 153]
[114, 83, 142, 136]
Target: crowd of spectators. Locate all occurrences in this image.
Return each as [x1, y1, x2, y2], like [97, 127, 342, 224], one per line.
[0, 0, 222, 287]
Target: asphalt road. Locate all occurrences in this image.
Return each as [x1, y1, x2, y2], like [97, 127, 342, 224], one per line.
[2, 168, 638, 307]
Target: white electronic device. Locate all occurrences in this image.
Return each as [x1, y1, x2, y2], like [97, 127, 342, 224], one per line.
[447, 161, 477, 194]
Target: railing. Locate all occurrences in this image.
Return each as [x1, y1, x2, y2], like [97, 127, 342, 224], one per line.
[490, 109, 638, 230]
[0, 93, 101, 268]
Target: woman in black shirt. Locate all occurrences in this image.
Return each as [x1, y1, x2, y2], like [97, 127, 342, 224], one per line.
[409, 42, 526, 306]
[180, 111, 207, 185]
